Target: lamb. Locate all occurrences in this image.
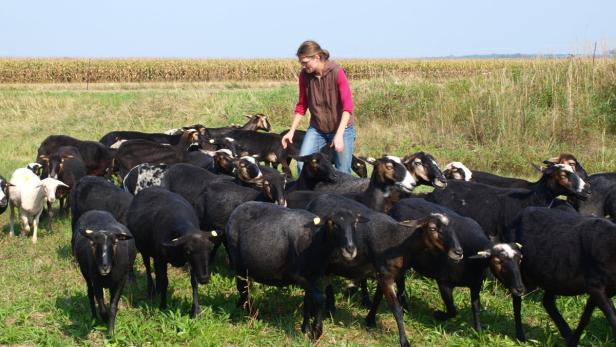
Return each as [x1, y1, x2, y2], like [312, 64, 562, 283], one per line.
[8, 167, 68, 242]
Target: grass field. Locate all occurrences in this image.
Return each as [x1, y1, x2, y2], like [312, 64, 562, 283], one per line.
[1, 58, 616, 346]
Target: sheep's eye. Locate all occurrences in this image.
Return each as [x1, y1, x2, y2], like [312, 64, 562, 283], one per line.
[414, 161, 422, 166]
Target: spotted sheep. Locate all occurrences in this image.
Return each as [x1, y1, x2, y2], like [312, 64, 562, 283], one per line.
[122, 163, 169, 195]
[8, 167, 68, 242]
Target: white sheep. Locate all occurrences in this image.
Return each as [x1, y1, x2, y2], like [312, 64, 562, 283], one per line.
[8, 168, 68, 243]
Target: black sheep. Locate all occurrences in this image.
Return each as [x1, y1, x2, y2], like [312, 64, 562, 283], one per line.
[70, 176, 133, 226]
[304, 193, 456, 347]
[224, 201, 363, 340]
[72, 210, 136, 336]
[506, 207, 616, 345]
[389, 198, 525, 332]
[428, 164, 590, 241]
[127, 187, 216, 317]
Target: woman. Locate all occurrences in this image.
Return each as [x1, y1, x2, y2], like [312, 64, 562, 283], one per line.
[281, 40, 355, 174]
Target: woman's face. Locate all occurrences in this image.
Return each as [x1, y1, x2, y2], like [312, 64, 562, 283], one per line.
[299, 55, 320, 74]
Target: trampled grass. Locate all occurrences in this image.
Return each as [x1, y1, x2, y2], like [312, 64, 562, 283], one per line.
[1, 58, 616, 345]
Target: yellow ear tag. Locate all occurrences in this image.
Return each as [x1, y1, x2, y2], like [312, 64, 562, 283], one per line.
[85, 229, 94, 234]
[515, 243, 523, 249]
[171, 238, 178, 242]
[313, 217, 321, 225]
[211, 231, 218, 237]
[209, 139, 215, 143]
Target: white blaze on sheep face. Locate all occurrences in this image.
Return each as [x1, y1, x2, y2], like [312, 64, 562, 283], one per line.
[386, 156, 416, 191]
[430, 213, 450, 226]
[493, 243, 517, 259]
[446, 162, 472, 181]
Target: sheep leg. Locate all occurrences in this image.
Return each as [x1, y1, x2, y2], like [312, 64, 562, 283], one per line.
[32, 210, 43, 243]
[325, 281, 335, 315]
[108, 276, 127, 336]
[469, 282, 483, 332]
[142, 255, 156, 299]
[293, 275, 323, 340]
[365, 285, 383, 327]
[587, 286, 616, 341]
[434, 282, 457, 321]
[86, 281, 97, 319]
[153, 259, 168, 310]
[513, 295, 525, 341]
[380, 277, 410, 347]
[359, 279, 373, 308]
[20, 212, 30, 238]
[542, 291, 572, 339]
[9, 202, 16, 236]
[396, 275, 410, 312]
[189, 270, 201, 318]
[94, 285, 108, 322]
[568, 298, 596, 347]
[301, 293, 311, 334]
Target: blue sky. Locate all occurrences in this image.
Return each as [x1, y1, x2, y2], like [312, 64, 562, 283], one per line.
[1, 0, 614, 58]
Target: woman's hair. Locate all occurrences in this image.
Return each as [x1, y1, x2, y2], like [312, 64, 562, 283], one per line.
[296, 40, 330, 61]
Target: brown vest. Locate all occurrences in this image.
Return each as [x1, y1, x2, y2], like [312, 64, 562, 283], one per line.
[301, 60, 353, 133]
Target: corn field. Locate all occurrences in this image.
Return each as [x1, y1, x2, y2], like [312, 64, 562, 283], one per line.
[1, 58, 608, 83]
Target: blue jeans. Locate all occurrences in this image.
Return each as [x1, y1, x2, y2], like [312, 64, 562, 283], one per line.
[297, 126, 356, 175]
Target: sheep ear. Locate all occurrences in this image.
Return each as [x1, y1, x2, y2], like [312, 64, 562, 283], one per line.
[469, 250, 492, 259]
[245, 114, 253, 119]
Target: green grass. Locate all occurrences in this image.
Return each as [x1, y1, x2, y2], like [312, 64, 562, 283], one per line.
[1, 62, 616, 345]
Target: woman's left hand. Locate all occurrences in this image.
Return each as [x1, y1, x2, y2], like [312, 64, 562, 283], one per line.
[331, 134, 344, 153]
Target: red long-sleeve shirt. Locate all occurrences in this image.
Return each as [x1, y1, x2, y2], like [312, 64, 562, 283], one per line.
[294, 68, 354, 117]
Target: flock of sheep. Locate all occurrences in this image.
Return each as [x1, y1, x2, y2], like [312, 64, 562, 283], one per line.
[1, 113, 616, 346]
